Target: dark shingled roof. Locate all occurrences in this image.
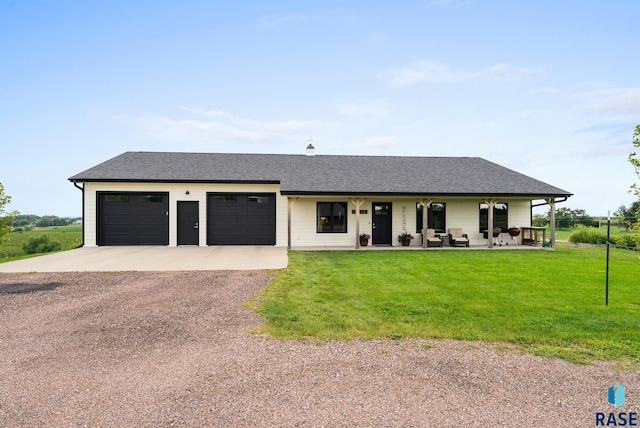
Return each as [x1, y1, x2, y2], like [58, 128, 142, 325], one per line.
[69, 151, 571, 197]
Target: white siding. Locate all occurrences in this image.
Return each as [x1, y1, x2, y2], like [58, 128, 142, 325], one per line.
[289, 197, 533, 247]
[83, 182, 534, 248]
[392, 201, 418, 246]
[289, 198, 365, 247]
[84, 182, 285, 247]
[83, 185, 97, 247]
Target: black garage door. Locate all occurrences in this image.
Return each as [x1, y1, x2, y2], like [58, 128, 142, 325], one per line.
[207, 193, 276, 245]
[98, 192, 169, 245]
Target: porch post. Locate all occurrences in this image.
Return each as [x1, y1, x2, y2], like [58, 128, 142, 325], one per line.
[546, 198, 556, 248]
[287, 197, 292, 250]
[350, 198, 366, 249]
[484, 200, 496, 249]
[287, 197, 299, 250]
[418, 199, 434, 248]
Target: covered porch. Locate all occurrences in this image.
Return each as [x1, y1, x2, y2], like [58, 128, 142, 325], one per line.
[285, 195, 566, 250]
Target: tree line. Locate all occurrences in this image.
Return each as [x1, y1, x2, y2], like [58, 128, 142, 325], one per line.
[532, 204, 638, 231]
[9, 214, 82, 229]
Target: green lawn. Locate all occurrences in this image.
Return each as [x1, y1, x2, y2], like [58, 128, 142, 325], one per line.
[0, 225, 82, 262]
[253, 245, 640, 365]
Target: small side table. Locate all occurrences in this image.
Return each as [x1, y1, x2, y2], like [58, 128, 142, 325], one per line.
[520, 227, 546, 246]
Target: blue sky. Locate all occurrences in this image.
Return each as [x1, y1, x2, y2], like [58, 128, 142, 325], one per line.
[1, 0, 639, 217]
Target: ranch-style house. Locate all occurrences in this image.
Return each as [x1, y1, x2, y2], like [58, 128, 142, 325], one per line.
[68, 148, 572, 249]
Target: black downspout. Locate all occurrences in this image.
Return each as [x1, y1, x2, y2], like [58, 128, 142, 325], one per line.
[73, 182, 85, 247]
[531, 196, 568, 209]
[531, 196, 569, 220]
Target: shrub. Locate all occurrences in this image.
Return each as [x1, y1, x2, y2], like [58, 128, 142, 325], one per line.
[67, 238, 83, 250]
[612, 233, 638, 249]
[569, 226, 639, 249]
[22, 235, 62, 254]
[568, 226, 607, 245]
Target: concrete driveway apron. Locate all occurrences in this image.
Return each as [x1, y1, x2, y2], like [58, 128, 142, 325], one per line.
[0, 246, 288, 272]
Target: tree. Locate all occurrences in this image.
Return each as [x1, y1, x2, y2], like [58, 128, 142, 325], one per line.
[0, 182, 19, 241]
[9, 214, 39, 227]
[630, 125, 640, 195]
[532, 213, 547, 227]
[35, 216, 69, 227]
[615, 201, 640, 231]
[554, 207, 597, 228]
[628, 125, 640, 230]
[531, 207, 596, 228]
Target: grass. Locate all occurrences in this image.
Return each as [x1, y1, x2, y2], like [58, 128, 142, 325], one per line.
[252, 245, 640, 365]
[0, 225, 82, 262]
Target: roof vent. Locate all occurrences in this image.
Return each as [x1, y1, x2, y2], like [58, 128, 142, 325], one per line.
[306, 143, 315, 156]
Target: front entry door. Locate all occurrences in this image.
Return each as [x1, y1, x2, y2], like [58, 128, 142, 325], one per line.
[177, 201, 199, 245]
[372, 202, 392, 245]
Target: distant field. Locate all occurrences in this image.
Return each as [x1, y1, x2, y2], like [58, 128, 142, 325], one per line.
[0, 225, 82, 262]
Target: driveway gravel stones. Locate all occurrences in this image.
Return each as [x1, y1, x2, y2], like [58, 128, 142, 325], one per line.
[1, 271, 638, 427]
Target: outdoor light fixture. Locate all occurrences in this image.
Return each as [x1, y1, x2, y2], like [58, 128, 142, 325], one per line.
[185, 190, 190, 195]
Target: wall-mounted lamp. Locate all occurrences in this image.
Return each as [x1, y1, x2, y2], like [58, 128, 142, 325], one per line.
[185, 190, 190, 195]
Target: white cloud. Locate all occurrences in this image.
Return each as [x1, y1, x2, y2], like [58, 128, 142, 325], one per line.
[263, 120, 325, 132]
[338, 99, 388, 118]
[528, 86, 564, 95]
[387, 60, 467, 85]
[429, 0, 471, 6]
[181, 107, 329, 132]
[255, 12, 318, 30]
[119, 108, 338, 145]
[364, 135, 399, 148]
[179, 107, 254, 127]
[387, 60, 543, 86]
[584, 87, 640, 115]
[127, 114, 269, 142]
[486, 62, 544, 81]
[366, 31, 389, 48]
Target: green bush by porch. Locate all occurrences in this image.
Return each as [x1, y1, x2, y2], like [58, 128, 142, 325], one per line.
[254, 246, 640, 365]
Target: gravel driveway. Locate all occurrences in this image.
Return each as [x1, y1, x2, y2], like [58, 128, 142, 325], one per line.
[1, 271, 638, 427]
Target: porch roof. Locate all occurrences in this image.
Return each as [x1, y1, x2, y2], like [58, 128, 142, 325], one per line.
[69, 151, 572, 198]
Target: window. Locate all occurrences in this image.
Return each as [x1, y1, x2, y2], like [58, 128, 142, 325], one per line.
[479, 203, 508, 232]
[248, 196, 270, 204]
[416, 203, 446, 233]
[140, 195, 164, 203]
[214, 195, 237, 204]
[317, 202, 347, 233]
[105, 194, 129, 203]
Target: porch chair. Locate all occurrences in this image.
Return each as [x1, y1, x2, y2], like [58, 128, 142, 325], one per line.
[422, 228, 443, 248]
[448, 228, 469, 247]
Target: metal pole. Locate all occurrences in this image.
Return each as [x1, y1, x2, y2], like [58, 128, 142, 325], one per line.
[605, 211, 610, 306]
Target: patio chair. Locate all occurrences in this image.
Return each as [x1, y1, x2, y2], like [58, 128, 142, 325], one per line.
[448, 228, 469, 247]
[422, 228, 443, 248]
